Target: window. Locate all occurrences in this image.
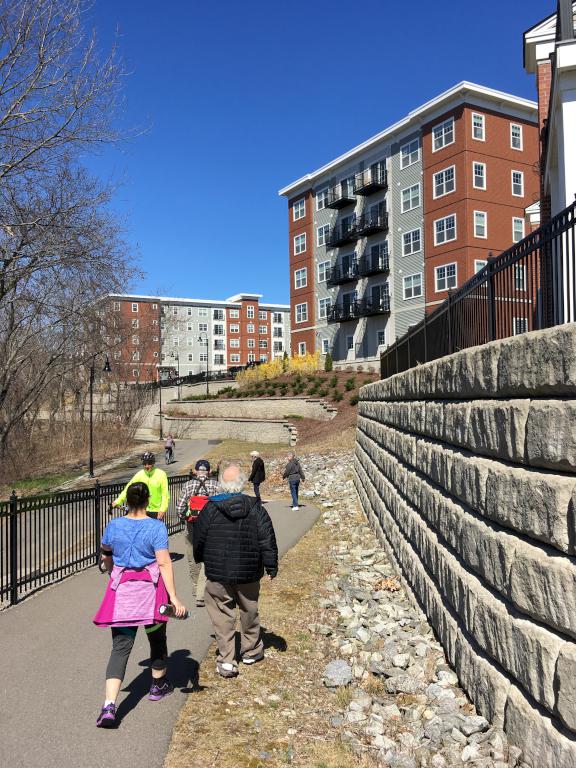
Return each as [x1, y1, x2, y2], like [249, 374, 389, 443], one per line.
[187, 323, 193, 331]
[317, 224, 330, 247]
[187, 307, 192, 316]
[113, 301, 121, 311]
[199, 352, 207, 362]
[433, 166, 455, 198]
[214, 354, 224, 366]
[229, 309, 240, 318]
[132, 369, 139, 377]
[513, 217, 525, 243]
[213, 309, 224, 320]
[153, 351, 159, 358]
[400, 138, 420, 168]
[229, 324, 239, 333]
[403, 228, 421, 256]
[435, 263, 457, 292]
[172, 307, 179, 316]
[230, 354, 241, 363]
[403, 273, 423, 299]
[318, 297, 331, 319]
[294, 267, 307, 289]
[318, 260, 331, 282]
[295, 303, 308, 323]
[273, 341, 283, 353]
[515, 265, 526, 291]
[152, 303, 157, 310]
[273, 327, 283, 338]
[131, 303, 138, 312]
[474, 211, 487, 238]
[188, 353, 193, 362]
[259, 339, 268, 349]
[294, 233, 306, 255]
[401, 183, 420, 212]
[198, 307, 208, 316]
[199, 323, 208, 333]
[230, 338, 240, 348]
[377, 330, 386, 347]
[131, 318, 139, 329]
[273, 312, 283, 323]
[247, 305, 255, 319]
[434, 214, 457, 245]
[153, 336, 159, 342]
[132, 351, 140, 361]
[172, 337, 179, 346]
[316, 188, 329, 210]
[511, 123, 523, 150]
[432, 117, 454, 151]
[513, 317, 528, 335]
[321, 338, 329, 354]
[512, 171, 524, 197]
[214, 339, 225, 350]
[248, 352, 256, 362]
[259, 325, 267, 334]
[293, 198, 305, 221]
[152, 319, 158, 326]
[113, 351, 121, 360]
[213, 324, 224, 336]
[346, 335, 354, 351]
[475, 259, 488, 273]
[247, 323, 255, 334]
[247, 339, 255, 348]
[132, 335, 139, 345]
[473, 162, 486, 190]
[258, 310, 267, 320]
[298, 342, 306, 356]
[472, 113, 485, 141]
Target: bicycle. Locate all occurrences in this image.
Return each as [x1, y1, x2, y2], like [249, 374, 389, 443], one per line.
[165, 447, 174, 465]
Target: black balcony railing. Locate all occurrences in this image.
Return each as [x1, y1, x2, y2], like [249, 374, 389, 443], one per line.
[356, 295, 391, 317]
[380, 199, 576, 379]
[327, 260, 359, 286]
[327, 219, 358, 247]
[356, 210, 388, 237]
[328, 301, 358, 323]
[354, 166, 388, 195]
[358, 252, 390, 277]
[326, 182, 356, 209]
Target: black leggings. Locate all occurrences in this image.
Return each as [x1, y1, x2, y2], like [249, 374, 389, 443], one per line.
[106, 622, 168, 680]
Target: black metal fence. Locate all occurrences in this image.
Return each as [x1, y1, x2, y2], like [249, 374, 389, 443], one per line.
[0, 474, 190, 606]
[381, 200, 576, 379]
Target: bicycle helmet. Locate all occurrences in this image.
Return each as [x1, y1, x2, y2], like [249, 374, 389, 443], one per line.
[142, 451, 156, 464]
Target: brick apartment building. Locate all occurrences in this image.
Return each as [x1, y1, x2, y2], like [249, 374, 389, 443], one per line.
[279, 82, 539, 367]
[107, 293, 290, 383]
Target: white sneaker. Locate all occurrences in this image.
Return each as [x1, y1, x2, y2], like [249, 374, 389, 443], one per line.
[291, 506, 299, 511]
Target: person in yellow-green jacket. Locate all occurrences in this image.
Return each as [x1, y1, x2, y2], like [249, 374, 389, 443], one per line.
[113, 452, 170, 520]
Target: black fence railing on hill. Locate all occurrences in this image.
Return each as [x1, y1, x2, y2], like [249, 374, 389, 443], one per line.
[0, 474, 190, 606]
[380, 200, 576, 379]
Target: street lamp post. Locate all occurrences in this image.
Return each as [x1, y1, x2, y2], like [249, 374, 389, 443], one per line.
[198, 335, 209, 396]
[170, 351, 181, 400]
[89, 354, 112, 478]
[157, 365, 164, 440]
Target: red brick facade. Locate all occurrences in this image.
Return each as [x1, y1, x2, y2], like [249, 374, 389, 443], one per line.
[288, 191, 316, 355]
[110, 297, 161, 382]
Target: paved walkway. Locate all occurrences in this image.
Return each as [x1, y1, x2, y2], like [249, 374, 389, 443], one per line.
[0, 500, 319, 768]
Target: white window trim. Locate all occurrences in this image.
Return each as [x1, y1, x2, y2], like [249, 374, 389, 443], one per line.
[293, 233, 306, 255]
[298, 342, 306, 356]
[510, 123, 523, 151]
[475, 259, 488, 273]
[316, 224, 329, 247]
[471, 112, 486, 142]
[472, 161, 487, 190]
[294, 267, 307, 289]
[432, 117, 455, 152]
[400, 138, 420, 169]
[433, 213, 457, 246]
[511, 170, 524, 197]
[434, 262, 458, 293]
[432, 165, 456, 199]
[292, 198, 306, 221]
[316, 188, 329, 211]
[402, 228, 422, 256]
[473, 210, 488, 239]
[318, 260, 331, 282]
[403, 272, 423, 301]
[295, 302, 308, 324]
[401, 182, 421, 213]
[318, 297, 331, 320]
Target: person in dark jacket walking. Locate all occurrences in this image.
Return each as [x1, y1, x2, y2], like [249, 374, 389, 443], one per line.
[193, 462, 278, 678]
[248, 450, 265, 501]
[282, 453, 305, 511]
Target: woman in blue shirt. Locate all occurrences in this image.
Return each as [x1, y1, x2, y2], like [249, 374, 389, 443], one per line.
[94, 482, 186, 728]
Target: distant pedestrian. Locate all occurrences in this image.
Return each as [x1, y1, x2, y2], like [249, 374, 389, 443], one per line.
[248, 450, 265, 501]
[176, 459, 220, 607]
[193, 463, 278, 678]
[282, 452, 305, 511]
[164, 434, 176, 464]
[113, 452, 169, 520]
[94, 482, 186, 728]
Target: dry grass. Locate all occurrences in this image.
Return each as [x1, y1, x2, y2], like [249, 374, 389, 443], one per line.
[164, 508, 378, 768]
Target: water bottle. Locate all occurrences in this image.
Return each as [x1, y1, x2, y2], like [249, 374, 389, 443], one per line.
[159, 603, 189, 620]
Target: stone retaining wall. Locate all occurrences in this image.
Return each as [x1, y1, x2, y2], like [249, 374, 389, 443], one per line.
[354, 324, 576, 768]
[162, 416, 297, 445]
[168, 396, 336, 421]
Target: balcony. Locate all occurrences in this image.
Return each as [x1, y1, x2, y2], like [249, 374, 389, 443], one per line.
[327, 260, 359, 286]
[326, 181, 356, 209]
[328, 301, 359, 323]
[326, 219, 358, 247]
[358, 246, 390, 277]
[356, 210, 388, 237]
[356, 295, 391, 317]
[354, 165, 388, 195]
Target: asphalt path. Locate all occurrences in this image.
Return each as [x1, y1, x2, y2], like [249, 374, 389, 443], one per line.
[0, 499, 320, 768]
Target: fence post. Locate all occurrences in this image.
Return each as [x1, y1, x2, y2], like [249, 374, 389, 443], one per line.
[447, 291, 454, 354]
[394, 336, 399, 375]
[94, 480, 101, 565]
[9, 490, 18, 606]
[486, 252, 496, 341]
[423, 312, 428, 363]
[407, 331, 411, 369]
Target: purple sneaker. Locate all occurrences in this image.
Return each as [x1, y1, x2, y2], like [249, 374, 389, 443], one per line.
[148, 679, 173, 701]
[96, 703, 116, 728]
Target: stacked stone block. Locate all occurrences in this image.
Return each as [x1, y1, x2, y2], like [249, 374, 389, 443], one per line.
[354, 324, 576, 767]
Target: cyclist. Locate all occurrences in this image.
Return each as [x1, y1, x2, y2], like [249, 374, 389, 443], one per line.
[164, 434, 175, 464]
[113, 453, 169, 521]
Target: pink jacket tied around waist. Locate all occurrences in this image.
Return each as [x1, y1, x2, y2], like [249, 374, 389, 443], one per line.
[93, 562, 169, 628]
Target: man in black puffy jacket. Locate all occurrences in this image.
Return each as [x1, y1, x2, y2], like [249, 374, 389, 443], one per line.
[193, 462, 278, 678]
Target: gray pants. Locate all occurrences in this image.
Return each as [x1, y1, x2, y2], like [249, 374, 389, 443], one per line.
[106, 623, 167, 680]
[204, 580, 263, 665]
[185, 522, 207, 603]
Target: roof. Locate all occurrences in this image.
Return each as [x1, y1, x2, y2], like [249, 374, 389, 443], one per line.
[278, 81, 538, 198]
[524, 2, 576, 71]
[107, 293, 289, 309]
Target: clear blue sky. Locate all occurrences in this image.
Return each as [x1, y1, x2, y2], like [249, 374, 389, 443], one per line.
[86, 0, 554, 304]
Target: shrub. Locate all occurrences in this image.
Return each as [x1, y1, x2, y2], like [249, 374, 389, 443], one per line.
[344, 378, 356, 391]
[318, 388, 328, 397]
[329, 375, 337, 388]
[324, 352, 333, 372]
[332, 390, 344, 402]
[363, 378, 373, 386]
[349, 394, 359, 406]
